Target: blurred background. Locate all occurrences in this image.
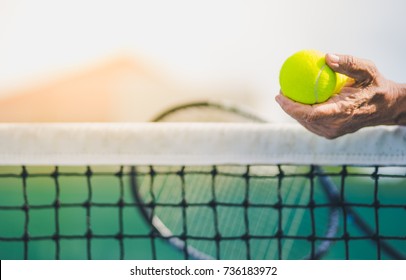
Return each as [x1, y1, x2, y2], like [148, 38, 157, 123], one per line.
[1, 0, 406, 260]
[0, 0, 405, 122]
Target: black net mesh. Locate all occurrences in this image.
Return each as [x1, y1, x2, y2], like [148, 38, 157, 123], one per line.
[0, 165, 405, 260]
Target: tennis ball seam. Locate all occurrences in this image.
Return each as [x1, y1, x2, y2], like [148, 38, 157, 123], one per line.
[314, 64, 327, 103]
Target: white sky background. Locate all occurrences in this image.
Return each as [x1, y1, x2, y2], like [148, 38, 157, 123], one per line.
[0, 0, 405, 121]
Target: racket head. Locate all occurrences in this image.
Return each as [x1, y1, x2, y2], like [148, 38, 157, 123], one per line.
[131, 100, 340, 259]
[151, 100, 268, 123]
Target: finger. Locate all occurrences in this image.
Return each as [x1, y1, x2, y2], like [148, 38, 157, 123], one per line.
[275, 93, 313, 120]
[326, 53, 377, 87]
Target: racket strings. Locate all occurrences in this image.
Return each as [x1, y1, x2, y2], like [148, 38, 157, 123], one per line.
[135, 164, 337, 259]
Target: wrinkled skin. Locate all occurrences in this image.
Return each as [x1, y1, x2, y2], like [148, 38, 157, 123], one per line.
[276, 53, 406, 139]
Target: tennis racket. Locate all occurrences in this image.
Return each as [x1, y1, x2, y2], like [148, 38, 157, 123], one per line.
[129, 100, 345, 259]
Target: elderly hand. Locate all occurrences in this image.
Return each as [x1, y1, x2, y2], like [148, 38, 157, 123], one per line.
[276, 53, 406, 139]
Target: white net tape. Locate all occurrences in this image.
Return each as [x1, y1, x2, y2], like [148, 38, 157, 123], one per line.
[0, 123, 405, 166]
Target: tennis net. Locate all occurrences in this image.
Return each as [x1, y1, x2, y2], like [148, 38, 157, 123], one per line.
[0, 123, 405, 260]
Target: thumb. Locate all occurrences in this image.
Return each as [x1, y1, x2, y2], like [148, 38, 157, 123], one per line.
[326, 53, 377, 87]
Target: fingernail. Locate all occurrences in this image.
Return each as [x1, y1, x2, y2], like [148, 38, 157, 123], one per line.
[328, 54, 339, 63]
[327, 54, 340, 67]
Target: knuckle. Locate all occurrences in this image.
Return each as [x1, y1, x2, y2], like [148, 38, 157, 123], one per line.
[365, 59, 378, 77]
[345, 56, 357, 69]
[342, 55, 361, 74]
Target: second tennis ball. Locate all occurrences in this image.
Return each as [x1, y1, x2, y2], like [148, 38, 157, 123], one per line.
[279, 50, 348, 104]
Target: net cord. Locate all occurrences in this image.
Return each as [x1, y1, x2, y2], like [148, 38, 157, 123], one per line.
[1, 123, 406, 166]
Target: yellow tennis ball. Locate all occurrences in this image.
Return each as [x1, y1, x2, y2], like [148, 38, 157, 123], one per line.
[279, 50, 348, 104]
